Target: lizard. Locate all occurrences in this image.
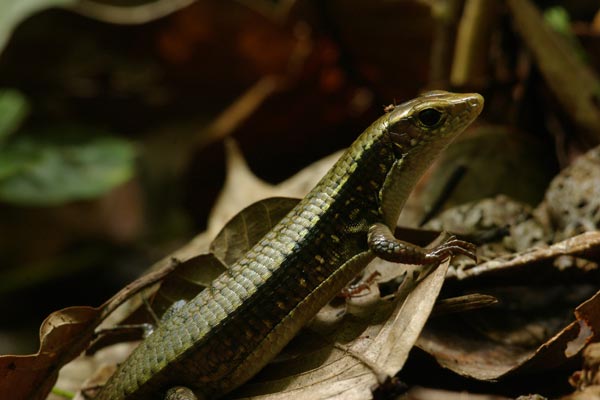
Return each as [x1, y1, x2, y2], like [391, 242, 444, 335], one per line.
[94, 90, 483, 399]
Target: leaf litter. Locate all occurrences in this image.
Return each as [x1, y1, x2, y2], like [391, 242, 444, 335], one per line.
[4, 140, 600, 400]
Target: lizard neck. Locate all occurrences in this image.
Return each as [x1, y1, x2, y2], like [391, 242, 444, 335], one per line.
[379, 137, 449, 228]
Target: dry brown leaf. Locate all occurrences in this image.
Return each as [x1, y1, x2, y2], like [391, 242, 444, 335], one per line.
[0, 251, 183, 400]
[415, 231, 600, 382]
[418, 289, 600, 380]
[0, 307, 99, 400]
[9, 236, 213, 400]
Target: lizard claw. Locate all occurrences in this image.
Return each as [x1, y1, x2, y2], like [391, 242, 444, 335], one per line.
[425, 236, 478, 263]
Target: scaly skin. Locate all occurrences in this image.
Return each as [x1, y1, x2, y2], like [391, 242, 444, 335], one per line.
[95, 91, 483, 400]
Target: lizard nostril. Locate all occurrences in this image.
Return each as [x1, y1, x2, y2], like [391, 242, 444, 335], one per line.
[467, 94, 484, 112]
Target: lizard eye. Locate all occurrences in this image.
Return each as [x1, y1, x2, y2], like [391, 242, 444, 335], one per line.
[418, 108, 443, 127]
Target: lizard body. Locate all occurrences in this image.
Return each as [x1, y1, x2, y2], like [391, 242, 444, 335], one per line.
[95, 91, 483, 399]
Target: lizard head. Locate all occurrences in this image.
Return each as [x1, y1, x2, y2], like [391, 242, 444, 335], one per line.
[379, 91, 483, 226]
[384, 90, 483, 157]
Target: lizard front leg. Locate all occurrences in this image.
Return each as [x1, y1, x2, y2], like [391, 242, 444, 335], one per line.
[367, 223, 477, 264]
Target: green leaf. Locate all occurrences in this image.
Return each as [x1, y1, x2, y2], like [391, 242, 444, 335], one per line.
[543, 6, 575, 36]
[0, 0, 77, 54]
[543, 6, 588, 62]
[0, 129, 136, 206]
[0, 89, 28, 146]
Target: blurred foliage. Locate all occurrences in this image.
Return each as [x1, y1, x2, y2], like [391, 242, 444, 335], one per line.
[0, 128, 135, 206]
[0, 89, 135, 206]
[0, 0, 141, 208]
[544, 5, 589, 61]
[0, 89, 28, 145]
[545, 6, 573, 34]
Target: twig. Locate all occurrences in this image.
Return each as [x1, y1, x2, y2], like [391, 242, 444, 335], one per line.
[197, 76, 283, 149]
[451, 0, 498, 88]
[428, 0, 464, 87]
[193, 21, 312, 150]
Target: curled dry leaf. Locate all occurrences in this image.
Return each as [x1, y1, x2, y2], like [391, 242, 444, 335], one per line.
[0, 306, 98, 400]
[210, 197, 300, 267]
[0, 252, 185, 400]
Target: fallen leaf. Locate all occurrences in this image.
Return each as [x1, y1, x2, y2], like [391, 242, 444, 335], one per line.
[418, 245, 600, 381]
[0, 306, 98, 400]
[0, 255, 179, 400]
